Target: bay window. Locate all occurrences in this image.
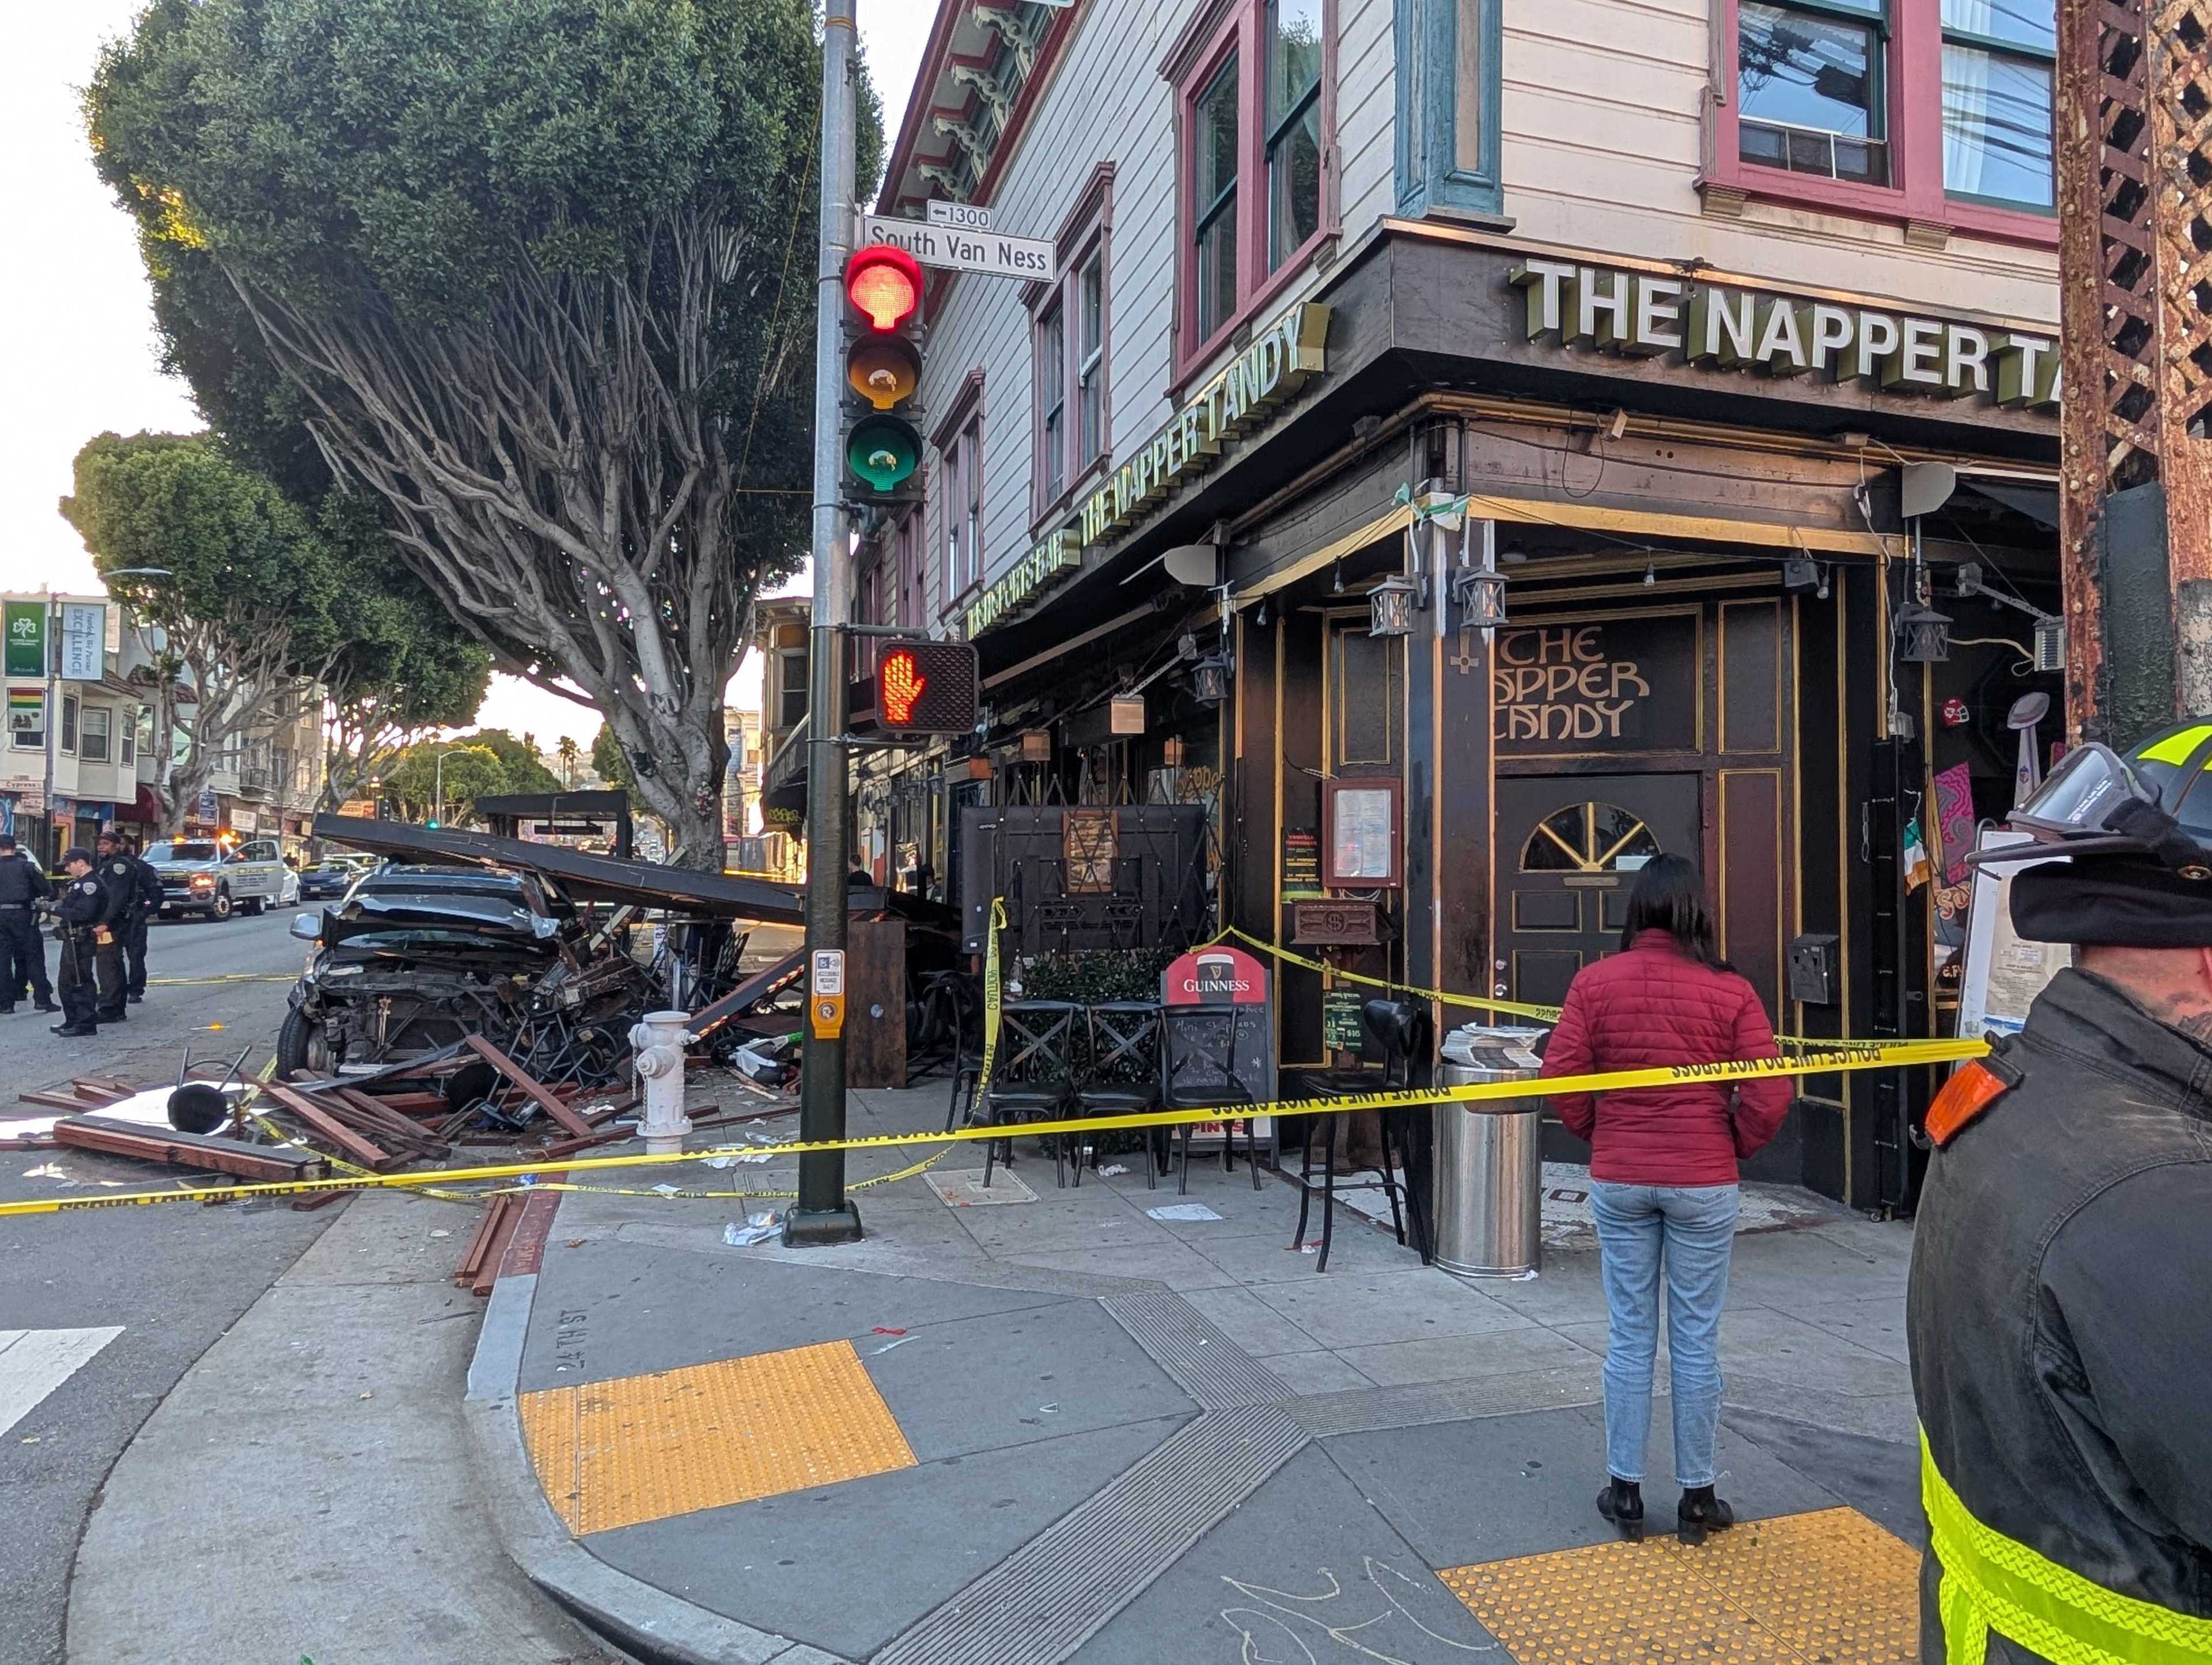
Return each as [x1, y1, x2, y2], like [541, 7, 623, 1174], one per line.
[1038, 301, 1066, 507]
[1194, 56, 1241, 343]
[1396, 0, 1503, 218]
[1716, 0, 2055, 237]
[1737, 0, 1889, 185]
[936, 389, 984, 604]
[1940, 0, 2054, 209]
[1171, 0, 1336, 366]
[1028, 168, 1112, 518]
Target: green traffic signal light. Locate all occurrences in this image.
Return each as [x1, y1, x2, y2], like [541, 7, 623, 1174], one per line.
[846, 415, 919, 493]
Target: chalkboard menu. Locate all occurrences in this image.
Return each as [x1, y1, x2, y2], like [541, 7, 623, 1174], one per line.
[1493, 612, 1700, 755]
[1283, 827, 1321, 897]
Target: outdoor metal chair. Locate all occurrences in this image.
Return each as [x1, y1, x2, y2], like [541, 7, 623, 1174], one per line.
[1073, 1001, 1164, 1187]
[979, 999, 1083, 1188]
[1159, 1003, 1266, 1195]
[1290, 998, 1434, 1272]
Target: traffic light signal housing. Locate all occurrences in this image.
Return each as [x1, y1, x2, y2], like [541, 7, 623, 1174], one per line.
[862, 637, 979, 737]
[842, 244, 925, 505]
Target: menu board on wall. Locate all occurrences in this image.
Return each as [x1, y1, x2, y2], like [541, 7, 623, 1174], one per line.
[1493, 612, 1701, 754]
[1282, 827, 1321, 897]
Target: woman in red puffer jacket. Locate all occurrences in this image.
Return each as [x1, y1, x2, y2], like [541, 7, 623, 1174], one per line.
[1537, 852, 1791, 1549]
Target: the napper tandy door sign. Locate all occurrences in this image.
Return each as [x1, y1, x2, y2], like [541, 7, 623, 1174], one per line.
[1161, 945, 1275, 1141]
[1492, 609, 1702, 756]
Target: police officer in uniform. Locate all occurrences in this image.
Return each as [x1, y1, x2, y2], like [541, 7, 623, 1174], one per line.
[0, 832, 57, 1015]
[1909, 719, 2212, 1664]
[97, 828, 157, 1003]
[51, 848, 119, 1037]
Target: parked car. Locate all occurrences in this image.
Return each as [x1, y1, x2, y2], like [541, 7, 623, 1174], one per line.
[279, 864, 649, 1077]
[144, 837, 299, 921]
[297, 855, 377, 901]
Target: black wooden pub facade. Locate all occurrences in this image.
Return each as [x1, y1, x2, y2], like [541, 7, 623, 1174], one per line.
[956, 218, 2061, 1213]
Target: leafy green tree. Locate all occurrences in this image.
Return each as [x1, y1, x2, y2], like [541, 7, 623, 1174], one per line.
[555, 735, 580, 789]
[590, 722, 636, 794]
[88, 0, 881, 868]
[383, 743, 509, 826]
[459, 729, 565, 796]
[61, 431, 343, 834]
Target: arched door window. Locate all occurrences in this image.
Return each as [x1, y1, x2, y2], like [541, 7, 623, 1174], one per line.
[1520, 801, 1663, 874]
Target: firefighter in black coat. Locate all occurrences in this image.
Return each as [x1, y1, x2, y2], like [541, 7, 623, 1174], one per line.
[1909, 721, 2212, 1664]
[50, 847, 127, 1037]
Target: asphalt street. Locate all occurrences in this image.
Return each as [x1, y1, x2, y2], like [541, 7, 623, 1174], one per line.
[0, 908, 329, 1665]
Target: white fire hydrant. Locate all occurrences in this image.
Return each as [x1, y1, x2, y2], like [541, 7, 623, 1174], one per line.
[630, 1010, 694, 1156]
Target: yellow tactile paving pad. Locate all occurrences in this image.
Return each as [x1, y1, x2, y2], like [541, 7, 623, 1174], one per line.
[1438, 1506, 1919, 1664]
[518, 1340, 918, 1535]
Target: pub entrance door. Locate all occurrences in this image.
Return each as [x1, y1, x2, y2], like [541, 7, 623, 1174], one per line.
[1494, 773, 1703, 1010]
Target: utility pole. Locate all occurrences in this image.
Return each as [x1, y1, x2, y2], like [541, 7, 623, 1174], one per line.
[2056, 0, 2212, 741]
[786, 0, 864, 1246]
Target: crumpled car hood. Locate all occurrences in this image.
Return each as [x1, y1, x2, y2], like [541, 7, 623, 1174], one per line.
[320, 890, 551, 943]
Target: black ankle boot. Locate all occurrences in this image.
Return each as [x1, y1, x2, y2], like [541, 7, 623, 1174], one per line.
[1677, 1485, 1736, 1545]
[1596, 1477, 1644, 1541]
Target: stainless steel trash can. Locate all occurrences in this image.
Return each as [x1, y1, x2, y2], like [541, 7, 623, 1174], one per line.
[1432, 1029, 1546, 1279]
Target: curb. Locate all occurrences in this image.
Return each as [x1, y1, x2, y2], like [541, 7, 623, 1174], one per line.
[462, 1185, 851, 1665]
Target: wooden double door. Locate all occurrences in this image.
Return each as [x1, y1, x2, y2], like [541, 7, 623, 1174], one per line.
[1495, 772, 1703, 1010]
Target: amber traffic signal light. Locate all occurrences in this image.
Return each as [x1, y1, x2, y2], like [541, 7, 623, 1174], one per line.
[842, 243, 925, 501]
[868, 638, 978, 736]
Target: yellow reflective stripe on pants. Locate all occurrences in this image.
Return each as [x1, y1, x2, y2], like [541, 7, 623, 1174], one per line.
[1922, 1432, 2212, 1664]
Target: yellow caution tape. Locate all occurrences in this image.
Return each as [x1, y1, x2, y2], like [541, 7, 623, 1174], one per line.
[0, 1036, 1985, 1220]
[1222, 927, 1904, 1053]
[973, 898, 1007, 1098]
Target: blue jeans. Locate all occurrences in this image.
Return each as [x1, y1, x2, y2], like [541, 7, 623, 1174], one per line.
[1588, 1181, 1740, 1488]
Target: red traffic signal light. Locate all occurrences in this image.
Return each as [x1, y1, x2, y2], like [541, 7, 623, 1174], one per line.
[844, 244, 922, 332]
[867, 638, 978, 736]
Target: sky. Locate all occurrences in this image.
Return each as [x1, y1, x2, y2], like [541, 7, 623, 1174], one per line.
[2, 0, 937, 749]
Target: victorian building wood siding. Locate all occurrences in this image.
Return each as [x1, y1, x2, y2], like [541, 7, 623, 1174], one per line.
[893, 0, 2058, 632]
[1497, 0, 2057, 322]
[904, 0, 1402, 628]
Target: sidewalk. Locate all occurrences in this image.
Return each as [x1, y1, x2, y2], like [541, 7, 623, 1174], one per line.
[69, 1189, 619, 1665]
[467, 1083, 1928, 1665]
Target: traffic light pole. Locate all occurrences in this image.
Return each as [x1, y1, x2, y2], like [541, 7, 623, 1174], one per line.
[786, 0, 864, 1247]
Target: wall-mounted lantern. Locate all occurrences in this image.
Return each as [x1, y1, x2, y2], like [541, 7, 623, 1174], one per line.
[1368, 572, 1422, 638]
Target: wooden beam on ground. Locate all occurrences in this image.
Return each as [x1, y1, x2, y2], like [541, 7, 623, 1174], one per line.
[51, 1117, 326, 1183]
[258, 1083, 403, 1171]
[461, 1037, 597, 1138]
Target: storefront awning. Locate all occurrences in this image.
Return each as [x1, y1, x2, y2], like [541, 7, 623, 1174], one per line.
[1232, 492, 1889, 610]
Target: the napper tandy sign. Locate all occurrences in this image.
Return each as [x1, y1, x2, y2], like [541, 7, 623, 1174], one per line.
[1510, 260, 2058, 409]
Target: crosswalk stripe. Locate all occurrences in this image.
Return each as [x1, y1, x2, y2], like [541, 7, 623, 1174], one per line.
[0, 1327, 123, 1438]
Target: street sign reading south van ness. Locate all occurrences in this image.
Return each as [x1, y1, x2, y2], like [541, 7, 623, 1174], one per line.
[859, 215, 1056, 284]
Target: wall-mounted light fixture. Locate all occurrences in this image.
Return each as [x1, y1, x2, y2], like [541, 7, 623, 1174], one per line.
[1369, 572, 1423, 637]
[1896, 604, 1953, 663]
[1453, 566, 1509, 629]
[1192, 651, 1233, 704]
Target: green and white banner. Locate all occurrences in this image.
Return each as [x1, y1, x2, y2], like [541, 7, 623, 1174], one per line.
[4, 602, 45, 678]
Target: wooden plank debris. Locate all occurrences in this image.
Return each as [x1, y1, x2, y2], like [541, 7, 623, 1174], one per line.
[462, 1036, 598, 1138]
[52, 1116, 326, 1183]
[258, 1083, 404, 1170]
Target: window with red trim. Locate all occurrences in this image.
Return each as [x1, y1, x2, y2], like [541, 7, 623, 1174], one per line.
[1175, 0, 1334, 367]
[1716, 0, 2052, 238]
[1029, 181, 1111, 520]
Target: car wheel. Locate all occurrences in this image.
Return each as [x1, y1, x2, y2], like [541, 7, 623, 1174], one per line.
[210, 889, 233, 922]
[276, 1006, 329, 1077]
[244, 894, 266, 916]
